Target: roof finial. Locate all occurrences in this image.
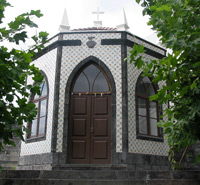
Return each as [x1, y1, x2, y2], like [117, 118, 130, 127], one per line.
[116, 8, 129, 31]
[92, 7, 104, 27]
[59, 8, 70, 32]
[123, 8, 129, 27]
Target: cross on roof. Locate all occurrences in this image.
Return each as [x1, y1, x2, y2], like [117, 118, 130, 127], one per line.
[92, 7, 104, 21]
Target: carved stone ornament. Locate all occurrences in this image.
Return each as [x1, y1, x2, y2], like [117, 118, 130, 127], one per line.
[86, 37, 97, 48]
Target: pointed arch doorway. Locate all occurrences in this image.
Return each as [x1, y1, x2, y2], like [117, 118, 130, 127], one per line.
[68, 63, 112, 164]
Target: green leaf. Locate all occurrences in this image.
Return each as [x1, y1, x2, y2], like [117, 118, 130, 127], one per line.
[31, 35, 38, 42]
[132, 0, 200, 167]
[180, 86, 189, 96]
[135, 56, 144, 69]
[195, 154, 200, 164]
[0, 1, 49, 161]
[134, 44, 145, 53]
[6, 94, 14, 102]
[0, 100, 4, 107]
[193, 62, 200, 67]
[150, 93, 159, 101]
[30, 10, 43, 18]
[13, 31, 27, 44]
[39, 31, 48, 42]
[190, 80, 197, 90]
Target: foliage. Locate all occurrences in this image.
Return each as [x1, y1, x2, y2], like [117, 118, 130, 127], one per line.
[131, 0, 200, 168]
[0, 0, 48, 151]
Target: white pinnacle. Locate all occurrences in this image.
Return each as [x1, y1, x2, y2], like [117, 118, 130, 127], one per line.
[59, 8, 70, 32]
[116, 8, 129, 31]
[123, 8, 129, 27]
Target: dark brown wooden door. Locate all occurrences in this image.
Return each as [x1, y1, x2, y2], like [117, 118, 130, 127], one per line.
[68, 94, 111, 164]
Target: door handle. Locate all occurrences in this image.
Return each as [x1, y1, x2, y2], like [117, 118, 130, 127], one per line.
[90, 127, 94, 133]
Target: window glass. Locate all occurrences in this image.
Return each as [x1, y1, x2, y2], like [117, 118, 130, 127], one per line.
[150, 118, 158, 136]
[31, 119, 37, 137]
[137, 79, 146, 96]
[41, 81, 47, 96]
[39, 117, 46, 135]
[29, 74, 48, 139]
[73, 64, 110, 93]
[40, 99, 47, 117]
[136, 75, 161, 139]
[138, 98, 147, 116]
[34, 81, 45, 99]
[142, 77, 155, 96]
[34, 102, 39, 118]
[73, 73, 89, 92]
[93, 72, 109, 92]
[139, 116, 147, 134]
[83, 64, 100, 89]
[149, 101, 157, 119]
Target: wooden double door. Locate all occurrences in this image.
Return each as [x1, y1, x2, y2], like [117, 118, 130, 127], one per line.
[68, 94, 111, 164]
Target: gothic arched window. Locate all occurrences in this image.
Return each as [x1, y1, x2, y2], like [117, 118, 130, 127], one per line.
[29, 75, 48, 139]
[72, 64, 111, 94]
[136, 75, 162, 140]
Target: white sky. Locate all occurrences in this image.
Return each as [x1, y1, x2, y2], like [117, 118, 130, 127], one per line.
[3, 0, 159, 44]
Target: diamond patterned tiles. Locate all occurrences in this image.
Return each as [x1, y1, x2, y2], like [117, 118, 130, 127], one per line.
[63, 32, 121, 40]
[20, 49, 57, 156]
[56, 33, 122, 153]
[127, 46, 169, 156]
[127, 34, 165, 56]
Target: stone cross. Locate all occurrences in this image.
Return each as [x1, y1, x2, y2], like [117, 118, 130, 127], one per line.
[92, 7, 104, 21]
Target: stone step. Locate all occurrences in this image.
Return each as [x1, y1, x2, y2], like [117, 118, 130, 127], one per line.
[0, 170, 200, 185]
[0, 163, 18, 170]
[0, 137, 21, 170]
[0, 155, 19, 162]
[2, 146, 20, 153]
[1, 170, 200, 180]
[0, 161, 18, 165]
[2, 138, 21, 148]
[2, 142, 21, 148]
[0, 162, 18, 166]
[52, 164, 128, 171]
[0, 179, 200, 185]
[52, 164, 171, 171]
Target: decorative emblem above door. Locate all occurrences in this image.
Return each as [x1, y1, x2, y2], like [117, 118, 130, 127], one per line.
[86, 37, 97, 48]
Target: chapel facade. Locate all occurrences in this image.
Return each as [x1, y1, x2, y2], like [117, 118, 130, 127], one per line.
[17, 9, 169, 170]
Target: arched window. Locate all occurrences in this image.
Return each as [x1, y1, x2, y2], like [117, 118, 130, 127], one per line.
[136, 75, 161, 139]
[29, 75, 48, 139]
[72, 64, 111, 93]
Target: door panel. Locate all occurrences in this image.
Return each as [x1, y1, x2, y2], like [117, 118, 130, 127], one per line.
[93, 141, 108, 159]
[68, 95, 90, 164]
[72, 141, 86, 159]
[73, 98, 87, 115]
[91, 95, 111, 164]
[94, 119, 108, 136]
[94, 97, 108, 115]
[73, 119, 87, 136]
[68, 94, 111, 164]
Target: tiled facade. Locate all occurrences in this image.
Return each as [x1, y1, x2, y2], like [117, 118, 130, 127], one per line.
[20, 31, 169, 160]
[20, 49, 57, 156]
[56, 32, 123, 152]
[127, 44, 169, 156]
[127, 34, 166, 56]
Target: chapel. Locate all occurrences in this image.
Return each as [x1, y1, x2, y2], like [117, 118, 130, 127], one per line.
[17, 8, 170, 170]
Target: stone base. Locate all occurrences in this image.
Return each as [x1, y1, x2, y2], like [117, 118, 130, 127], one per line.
[17, 153, 53, 170]
[0, 169, 200, 185]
